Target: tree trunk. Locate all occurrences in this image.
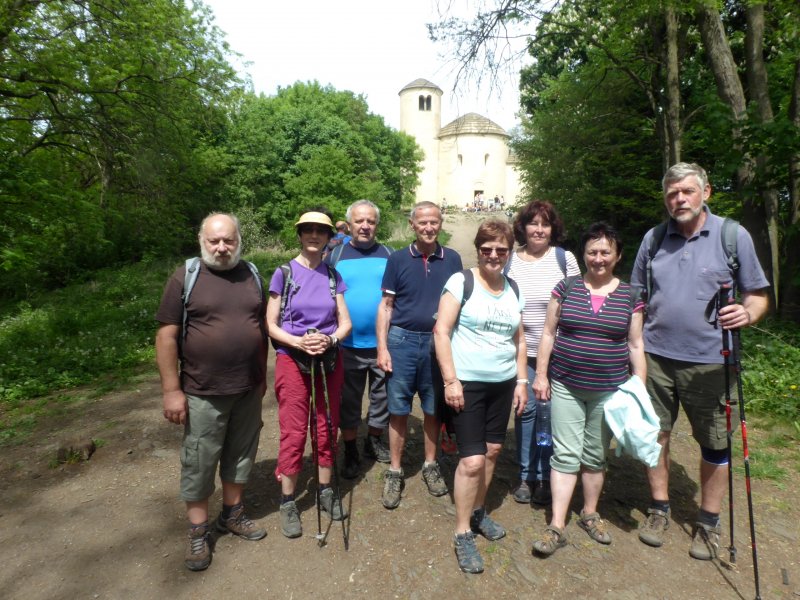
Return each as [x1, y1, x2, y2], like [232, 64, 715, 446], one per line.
[745, 3, 780, 307]
[696, 4, 774, 306]
[781, 57, 800, 319]
[663, 6, 681, 167]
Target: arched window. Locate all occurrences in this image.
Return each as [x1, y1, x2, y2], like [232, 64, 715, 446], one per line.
[425, 95, 432, 111]
[418, 95, 425, 111]
[484, 153, 490, 166]
[458, 154, 463, 166]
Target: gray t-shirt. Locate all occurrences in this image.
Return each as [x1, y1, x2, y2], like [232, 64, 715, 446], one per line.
[630, 207, 769, 364]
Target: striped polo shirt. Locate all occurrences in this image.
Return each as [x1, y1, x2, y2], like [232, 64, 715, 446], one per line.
[549, 277, 644, 392]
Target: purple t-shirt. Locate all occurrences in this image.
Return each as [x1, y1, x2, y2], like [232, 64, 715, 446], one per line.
[269, 260, 347, 354]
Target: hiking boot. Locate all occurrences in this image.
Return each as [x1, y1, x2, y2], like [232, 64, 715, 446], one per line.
[470, 507, 506, 541]
[382, 468, 404, 509]
[422, 461, 448, 497]
[363, 435, 391, 463]
[512, 480, 532, 504]
[689, 522, 720, 561]
[342, 445, 360, 479]
[638, 508, 670, 547]
[185, 524, 212, 571]
[215, 504, 266, 541]
[319, 487, 348, 521]
[454, 530, 484, 574]
[531, 480, 552, 506]
[279, 500, 302, 539]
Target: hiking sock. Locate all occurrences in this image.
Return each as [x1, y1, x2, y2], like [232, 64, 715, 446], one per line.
[280, 494, 295, 504]
[697, 508, 720, 528]
[221, 502, 242, 519]
[423, 460, 438, 469]
[650, 499, 670, 514]
[189, 522, 208, 534]
[319, 484, 331, 492]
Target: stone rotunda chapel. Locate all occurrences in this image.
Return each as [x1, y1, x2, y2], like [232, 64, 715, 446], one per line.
[399, 78, 522, 209]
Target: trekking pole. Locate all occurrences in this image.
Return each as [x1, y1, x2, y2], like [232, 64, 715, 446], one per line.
[731, 321, 762, 600]
[308, 349, 323, 542]
[318, 358, 350, 550]
[718, 284, 736, 565]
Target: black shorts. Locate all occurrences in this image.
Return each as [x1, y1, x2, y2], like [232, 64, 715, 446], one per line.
[452, 378, 515, 458]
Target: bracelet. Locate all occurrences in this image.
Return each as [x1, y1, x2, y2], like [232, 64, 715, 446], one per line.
[329, 334, 339, 347]
[516, 378, 529, 385]
[444, 380, 459, 388]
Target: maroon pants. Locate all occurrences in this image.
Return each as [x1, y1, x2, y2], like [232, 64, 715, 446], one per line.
[274, 352, 343, 479]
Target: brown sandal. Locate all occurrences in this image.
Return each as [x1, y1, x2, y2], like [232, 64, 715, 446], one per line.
[532, 525, 568, 556]
[577, 510, 612, 545]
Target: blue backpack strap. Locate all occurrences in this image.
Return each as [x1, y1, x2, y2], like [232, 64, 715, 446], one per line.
[325, 264, 337, 298]
[555, 246, 567, 276]
[278, 263, 292, 327]
[505, 275, 520, 300]
[181, 257, 202, 346]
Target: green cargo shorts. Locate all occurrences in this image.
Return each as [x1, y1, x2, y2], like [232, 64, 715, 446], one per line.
[646, 353, 737, 450]
[180, 388, 263, 502]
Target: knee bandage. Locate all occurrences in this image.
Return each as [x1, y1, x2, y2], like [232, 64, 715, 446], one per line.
[700, 445, 729, 465]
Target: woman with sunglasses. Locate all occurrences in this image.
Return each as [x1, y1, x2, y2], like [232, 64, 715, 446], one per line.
[531, 222, 645, 556]
[266, 209, 352, 539]
[434, 219, 528, 574]
[506, 201, 580, 506]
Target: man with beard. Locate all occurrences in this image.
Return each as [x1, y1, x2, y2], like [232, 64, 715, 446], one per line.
[156, 213, 268, 571]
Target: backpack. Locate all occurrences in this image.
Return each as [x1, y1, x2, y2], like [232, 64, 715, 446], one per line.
[460, 268, 520, 308]
[560, 275, 643, 310]
[181, 257, 264, 347]
[645, 217, 739, 301]
[502, 246, 567, 278]
[326, 242, 393, 268]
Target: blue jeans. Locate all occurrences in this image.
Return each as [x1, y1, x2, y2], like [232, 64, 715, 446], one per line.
[385, 326, 437, 416]
[514, 358, 552, 482]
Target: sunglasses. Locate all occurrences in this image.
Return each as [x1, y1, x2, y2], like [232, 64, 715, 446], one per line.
[299, 225, 330, 235]
[479, 246, 510, 257]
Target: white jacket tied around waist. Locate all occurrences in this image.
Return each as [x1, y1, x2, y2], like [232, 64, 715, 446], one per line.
[604, 375, 662, 468]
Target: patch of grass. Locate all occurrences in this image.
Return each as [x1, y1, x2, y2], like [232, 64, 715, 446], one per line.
[732, 446, 787, 481]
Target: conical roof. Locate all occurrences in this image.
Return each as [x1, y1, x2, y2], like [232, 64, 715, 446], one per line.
[439, 113, 509, 138]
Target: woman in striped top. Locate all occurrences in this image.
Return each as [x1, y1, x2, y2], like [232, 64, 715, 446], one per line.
[531, 222, 646, 556]
[507, 200, 580, 506]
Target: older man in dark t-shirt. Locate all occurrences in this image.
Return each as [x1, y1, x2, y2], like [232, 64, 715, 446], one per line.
[156, 213, 268, 572]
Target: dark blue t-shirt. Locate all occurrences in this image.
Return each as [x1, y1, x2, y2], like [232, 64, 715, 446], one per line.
[381, 243, 462, 331]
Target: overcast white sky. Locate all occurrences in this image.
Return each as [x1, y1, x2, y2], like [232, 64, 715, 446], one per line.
[201, 0, 529, 131]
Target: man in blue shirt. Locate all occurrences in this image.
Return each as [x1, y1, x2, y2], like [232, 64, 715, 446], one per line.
[326, 200, 394, 478]
[630, 162, 769, 560]
[376, 201, 463, 509]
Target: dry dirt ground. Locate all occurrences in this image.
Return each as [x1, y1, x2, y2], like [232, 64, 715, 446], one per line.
[1, 212, 798, 600]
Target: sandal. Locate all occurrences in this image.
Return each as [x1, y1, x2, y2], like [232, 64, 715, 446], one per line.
[577, 510, 612, 545]
[532, 525, 568, 556]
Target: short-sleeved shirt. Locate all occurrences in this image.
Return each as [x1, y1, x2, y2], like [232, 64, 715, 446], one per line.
[506, 246, 580, 357]
[443, 270, 525, 382]
[268, 260, 347, 355]
[549, 277, 644, 392]
[381, 242, 463, 332]
[156, 261, 267, 395]
[630, 207, 769, 364]
[325, 242, 393, 349]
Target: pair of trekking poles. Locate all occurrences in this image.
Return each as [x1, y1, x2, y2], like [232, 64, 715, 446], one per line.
[716, 285, 761, 600]
[306, 329, 350, 550]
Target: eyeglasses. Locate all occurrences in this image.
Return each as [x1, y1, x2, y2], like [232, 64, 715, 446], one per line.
[478, 246, 510, 257]
[299, 225, 330, 235]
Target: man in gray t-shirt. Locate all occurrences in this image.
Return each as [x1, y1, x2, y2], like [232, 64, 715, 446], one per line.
[630, 162, 769, 561]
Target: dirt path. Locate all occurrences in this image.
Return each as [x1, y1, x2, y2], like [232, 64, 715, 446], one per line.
[0, 212, 797, 599]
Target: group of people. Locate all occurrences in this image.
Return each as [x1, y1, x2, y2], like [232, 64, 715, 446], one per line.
[155, 162, 769, 575]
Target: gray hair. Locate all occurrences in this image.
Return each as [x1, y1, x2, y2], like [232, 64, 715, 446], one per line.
[662, 162, 709, 194]
[409, 201, 442, 221]
[198, 212, 242, 246]
[346, 199, 381, 223]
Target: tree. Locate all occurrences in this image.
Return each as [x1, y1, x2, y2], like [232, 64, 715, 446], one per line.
[220, 83, 422, 243]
